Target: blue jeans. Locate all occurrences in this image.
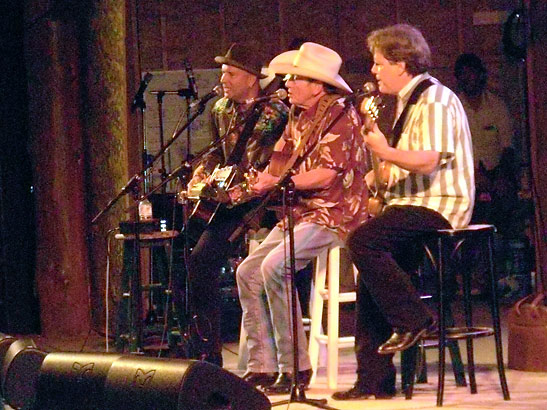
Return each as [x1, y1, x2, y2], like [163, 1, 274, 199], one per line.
[236, 222, 341, 373]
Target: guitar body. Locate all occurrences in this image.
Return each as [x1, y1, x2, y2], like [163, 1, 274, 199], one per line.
[367, 196, 384, 218]
[189, 198, 223, 226]
[359, 95, 390, 217]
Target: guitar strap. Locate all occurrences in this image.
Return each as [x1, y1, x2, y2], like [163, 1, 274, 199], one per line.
[366, 78, 434, 217]
[225, 102, 265, 166]
[389, 78, 434, 147]
[227, 94, 347, 243]
[275, 93, 342, 176]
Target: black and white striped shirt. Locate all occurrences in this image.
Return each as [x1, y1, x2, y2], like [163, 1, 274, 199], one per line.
[385, 73, 475, 229]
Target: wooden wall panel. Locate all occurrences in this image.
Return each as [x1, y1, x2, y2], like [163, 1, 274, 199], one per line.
[161, 0, 223, 69]
[137, 0, 165, 70]
[222, 0, 281, 62]
[337, 0, 398, 90]
[397, 0, 461, 69]
[278, 0, 339, 51]
[338, 0, 398, 67]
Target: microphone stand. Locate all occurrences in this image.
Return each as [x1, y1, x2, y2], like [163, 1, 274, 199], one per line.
[270, 176, 338, 410]
[91, 92, 213, 224]
[90, 87, 214, 353]
[148, 85, 196, 353]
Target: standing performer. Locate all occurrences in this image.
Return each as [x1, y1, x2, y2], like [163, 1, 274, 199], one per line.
[236, 42, 368, 393]
[332, 24, 474, 400]
[184, 43, 288, 367]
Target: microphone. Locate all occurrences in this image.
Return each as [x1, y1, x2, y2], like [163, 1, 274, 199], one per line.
[131, 72, 153, 112]
[184, 59, 199, 99]
[189, 85, 223, 109]
[360, 81, 377, 96]
[245, 88, 288, 104]
[344, 81, 377, 104]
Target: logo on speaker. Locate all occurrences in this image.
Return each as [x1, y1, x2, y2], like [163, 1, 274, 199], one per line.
[72, 362, 95, 378]
[133, 368, 156, 387]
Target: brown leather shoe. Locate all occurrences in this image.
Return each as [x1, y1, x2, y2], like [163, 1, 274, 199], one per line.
[263, 369, 312, 394]
[242, 371, 278, 388]
[377, 319, 437, 355]
[332, 382, 395, 400]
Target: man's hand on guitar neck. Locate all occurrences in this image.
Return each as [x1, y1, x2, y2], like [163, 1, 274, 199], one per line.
[363, 122, 390, 159]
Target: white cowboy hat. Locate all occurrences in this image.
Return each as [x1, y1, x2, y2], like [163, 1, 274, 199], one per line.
[268, 42, 352, 94]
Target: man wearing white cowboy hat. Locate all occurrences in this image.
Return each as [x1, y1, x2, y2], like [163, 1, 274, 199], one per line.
[182, 42, 288, 368]
[236, 42, 368, 394]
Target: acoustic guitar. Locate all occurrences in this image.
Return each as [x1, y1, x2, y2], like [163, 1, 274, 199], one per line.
[181, 164, 259, 225]
[359, 96, 391, 217]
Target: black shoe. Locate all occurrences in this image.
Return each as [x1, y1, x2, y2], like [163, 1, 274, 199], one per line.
[263, 369, 313, 395]
[378, 319, 437, 355]
[242, 371, 278, 388]
[199, 351, 223, 367]
[332, 382, 395, 400]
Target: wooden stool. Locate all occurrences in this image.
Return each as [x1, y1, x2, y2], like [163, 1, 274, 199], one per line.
[308, 246, 356, 389]
[406, 224, 510, 406]
[115, 230, 179, 352]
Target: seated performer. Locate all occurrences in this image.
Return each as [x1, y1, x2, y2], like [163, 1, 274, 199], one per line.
[332, 24, 474, 400]
[236, 42, 368, 393]
[183, 43, 288, 367]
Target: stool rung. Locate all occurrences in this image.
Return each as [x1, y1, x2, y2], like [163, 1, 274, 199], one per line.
[315, 335, 355, 347]
[141, 283, 165, 291]
[318, 290, 356, 303]
[425, 326, 495, 340]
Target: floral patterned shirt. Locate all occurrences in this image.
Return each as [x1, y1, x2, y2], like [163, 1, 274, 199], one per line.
[199, 97, 288, 174]
[278, 97, 369, 240]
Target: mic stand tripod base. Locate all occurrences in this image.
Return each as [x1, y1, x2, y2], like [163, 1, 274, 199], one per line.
[271, 179, 339, 410]
[272, 391, 338, 410]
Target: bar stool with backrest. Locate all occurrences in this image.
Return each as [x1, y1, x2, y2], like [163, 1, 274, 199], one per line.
[405, 224, 510, 406]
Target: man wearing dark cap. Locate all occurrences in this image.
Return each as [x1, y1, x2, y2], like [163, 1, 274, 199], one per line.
[182, 43, 288, 367]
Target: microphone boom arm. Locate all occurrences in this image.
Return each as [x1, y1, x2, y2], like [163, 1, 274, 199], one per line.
[91, 86, 221, 224]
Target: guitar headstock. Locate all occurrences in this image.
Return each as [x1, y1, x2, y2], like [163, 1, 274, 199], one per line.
[359, 95, 383, 132]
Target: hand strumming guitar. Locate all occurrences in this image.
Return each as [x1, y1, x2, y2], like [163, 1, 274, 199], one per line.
[250, 171, 279, 196]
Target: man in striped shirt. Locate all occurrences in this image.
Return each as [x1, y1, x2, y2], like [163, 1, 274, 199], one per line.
[333, 24, 475, 401]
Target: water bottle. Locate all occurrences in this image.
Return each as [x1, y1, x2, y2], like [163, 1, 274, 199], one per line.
[138, 198, 153, 220]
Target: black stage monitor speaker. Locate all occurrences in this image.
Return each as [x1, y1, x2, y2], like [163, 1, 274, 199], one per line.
[104, 357, 271, 410]
[1, 338, 46, 409]
[0, 333, 17, 400]
[0, 333, 17, 366]
[32, 352, 124, 410]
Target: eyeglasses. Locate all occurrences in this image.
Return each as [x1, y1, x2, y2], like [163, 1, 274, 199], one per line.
[283, 74, 319, 83]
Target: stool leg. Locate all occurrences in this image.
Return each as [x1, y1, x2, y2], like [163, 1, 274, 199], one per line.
[308, 249, 327, 385]
[487, 232, 511, 400]
[416, 343, 428, 383]
[441, 294, 467, 387]
[437, 238, 446, 407]
[116, 241, 133, 352]
[401, 344, 419, 399]
[326, 246, 341, 389]
[461, 244, 478, 394]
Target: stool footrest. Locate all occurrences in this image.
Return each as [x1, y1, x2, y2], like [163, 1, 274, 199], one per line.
[141, 283, 166, 291]
[318, 290, 356, 303]
[315, 335, 355, 347]
[425, 326, 494, 340]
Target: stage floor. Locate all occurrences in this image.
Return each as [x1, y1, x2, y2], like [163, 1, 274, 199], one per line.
[8, 304, 547, 410]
